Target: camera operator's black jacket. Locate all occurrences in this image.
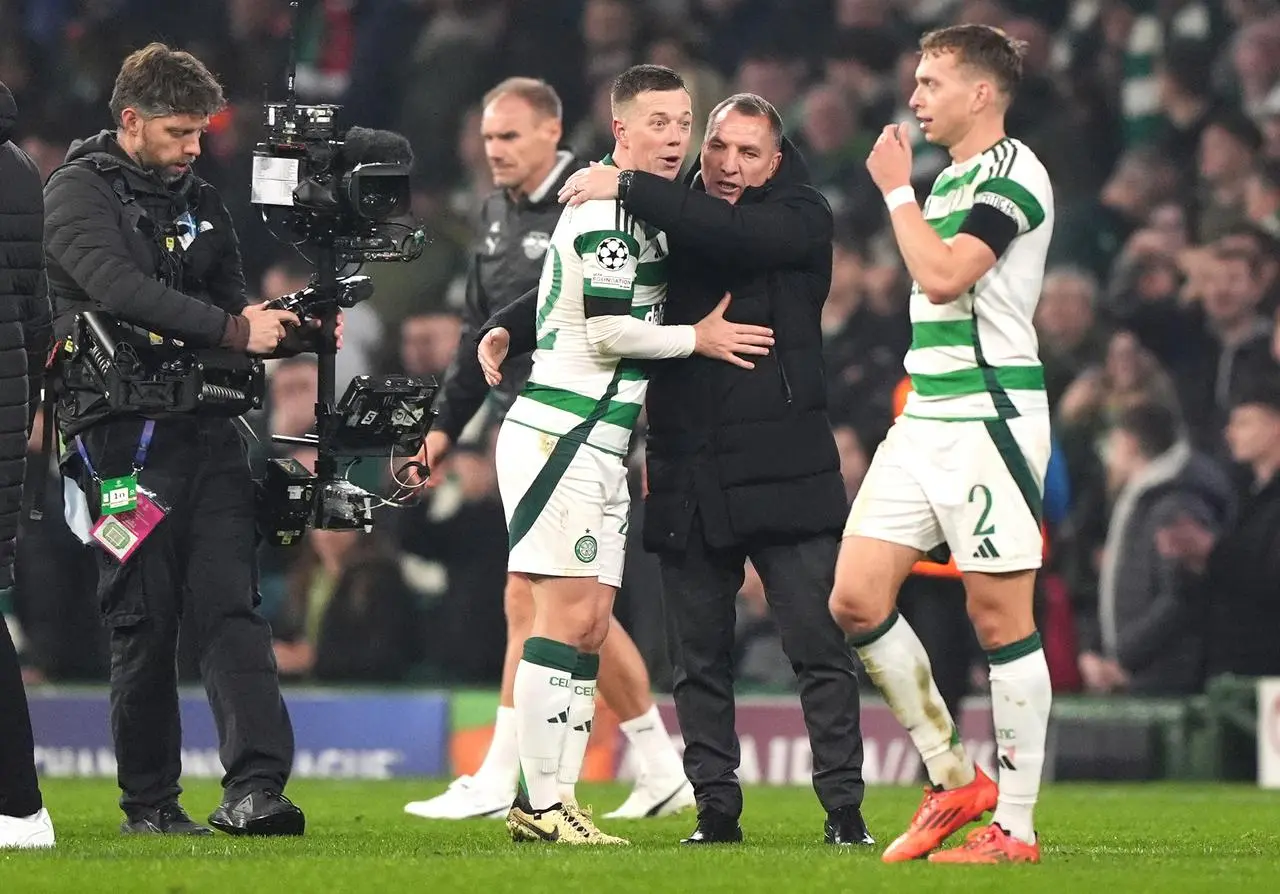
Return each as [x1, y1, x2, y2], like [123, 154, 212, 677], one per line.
[0, 82, 53, 586]
[432, 151, 585, 442]
[43, 131, 255, 434]
[488, 138, 846, 553]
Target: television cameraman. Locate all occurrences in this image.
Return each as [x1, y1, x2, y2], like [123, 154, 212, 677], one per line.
[43, 44, 312, 837]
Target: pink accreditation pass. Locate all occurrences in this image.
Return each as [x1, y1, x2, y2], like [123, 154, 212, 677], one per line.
[90, 486, 169, 563]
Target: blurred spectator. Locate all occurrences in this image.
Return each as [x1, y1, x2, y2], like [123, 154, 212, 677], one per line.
[1050, 146, 1178, 281]
[733, 47, 806, 129]
[1245, 159, 1280, 237]
[1195, 109, 1263, 241]
[1056, 330, 1180, 449]
[822, 238, 910, 435]
[823, 27, 902, 132]
[1152, 38, 1222, 181]
[272, 529, 423, 682]
[567, 78, 617, 165]
[582, 0, 642, 93]
[1140, 244, 1275, 453]
[1105, 198, 1193, 308]
[795, 83, 880, 238]
[1258, 84, 1280, 160]
[398, 311, 463, 381]
[396, 1, 505, 191]
[1035, 266, 1109, 409]
[1077, 402, 1234, 695]
[1229, 14, 1280, 120]
[646, 31, 729, 158]
[1182, 382, 1280, 677]
[266, 355, 319, 445]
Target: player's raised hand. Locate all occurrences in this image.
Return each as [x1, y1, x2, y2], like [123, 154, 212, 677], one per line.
[558, 161, 621, 206]
[478, 327, 511, 386]
[692, 293, 775, 369]
[866, 122, 914, 195]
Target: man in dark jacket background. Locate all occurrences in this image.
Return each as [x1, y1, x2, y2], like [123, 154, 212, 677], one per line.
[1076, 402, 1235, 695]
[0, 79, 56, 850]
[1158, 381, 1280, 679]
[485, 93, 871, 847]
[43, 44, 304, 837]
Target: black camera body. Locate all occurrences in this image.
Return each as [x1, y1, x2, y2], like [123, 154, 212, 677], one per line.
[70, 311, 264, 418]
[264, 274, 374, 324]
[248, 0, 436, 543]
[250, 103, 424, 264]
[255, 375, 438, 546]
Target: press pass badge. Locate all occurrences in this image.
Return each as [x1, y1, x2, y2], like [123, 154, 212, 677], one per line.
[74, 419, 160, 560]
[91, 485, 169, 563]
[100, 475, 138, 515]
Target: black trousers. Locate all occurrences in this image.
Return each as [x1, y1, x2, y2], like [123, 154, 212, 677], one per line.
[0, 615, 41, 818]
[71, 416, 294, 815]
[659, 514, 864, 819]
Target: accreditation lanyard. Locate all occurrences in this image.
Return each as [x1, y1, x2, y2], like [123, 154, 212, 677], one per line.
[74, 420, 155, 516]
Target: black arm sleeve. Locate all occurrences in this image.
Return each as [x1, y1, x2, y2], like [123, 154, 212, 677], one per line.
[43, 166, 233, 347]
[621, 171, 833, 270]
[481, 284, 539, 356]
[431, 254, 491, 441]
[956, 203, 1020, 258]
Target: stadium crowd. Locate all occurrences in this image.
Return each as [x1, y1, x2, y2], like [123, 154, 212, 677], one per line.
[2, 0, 1279, 704]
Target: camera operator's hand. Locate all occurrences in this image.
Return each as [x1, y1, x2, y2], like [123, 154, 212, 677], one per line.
[693, 293, 774, 369]
[301, 309, 345, 349]
[242, 302, 301, 355]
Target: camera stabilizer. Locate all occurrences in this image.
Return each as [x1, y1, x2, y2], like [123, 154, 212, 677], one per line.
[249, 0, 437, 546]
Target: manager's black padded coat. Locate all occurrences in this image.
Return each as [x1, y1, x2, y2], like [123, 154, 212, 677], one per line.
[0, 82, 53, 587]
[623, 139, 845, 553]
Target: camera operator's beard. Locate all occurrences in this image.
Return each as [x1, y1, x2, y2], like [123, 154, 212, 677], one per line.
[134, 142, 192, 184]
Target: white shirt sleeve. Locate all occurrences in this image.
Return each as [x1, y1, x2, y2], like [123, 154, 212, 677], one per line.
[585, 315, 696, 359]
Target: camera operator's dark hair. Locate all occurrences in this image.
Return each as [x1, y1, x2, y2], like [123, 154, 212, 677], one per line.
[109, 42, 226, 125]
[610, 64, 686, 114]
[483, 77, 563, 121]
[920, 24, 1027, 100]
[706, 93, 783, 151]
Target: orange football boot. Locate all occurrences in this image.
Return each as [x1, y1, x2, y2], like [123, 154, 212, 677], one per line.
[927, 822, 1041, 864]
[881, 765, 999, 863]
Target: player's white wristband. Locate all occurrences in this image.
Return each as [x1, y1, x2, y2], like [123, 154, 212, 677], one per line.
[884, 186, 916, 212]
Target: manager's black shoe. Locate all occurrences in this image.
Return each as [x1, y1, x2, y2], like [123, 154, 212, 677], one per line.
[121, 802, 213, 836]
[680, 810, 744, 845]
[209, 790, 305, 837]
[824, 805, 875, 846]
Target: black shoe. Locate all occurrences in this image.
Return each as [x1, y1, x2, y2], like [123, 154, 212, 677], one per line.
[824, 805, 875, 846]
[208, 790, 305, 837]
[680, 810, 744, 844]
[121, 802, 214, 836]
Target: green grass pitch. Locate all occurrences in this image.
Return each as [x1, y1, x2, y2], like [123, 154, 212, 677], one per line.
[5, 780, 1280, 892]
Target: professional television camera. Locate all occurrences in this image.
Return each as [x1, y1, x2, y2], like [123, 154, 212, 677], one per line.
[249, 0, 437, 546]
